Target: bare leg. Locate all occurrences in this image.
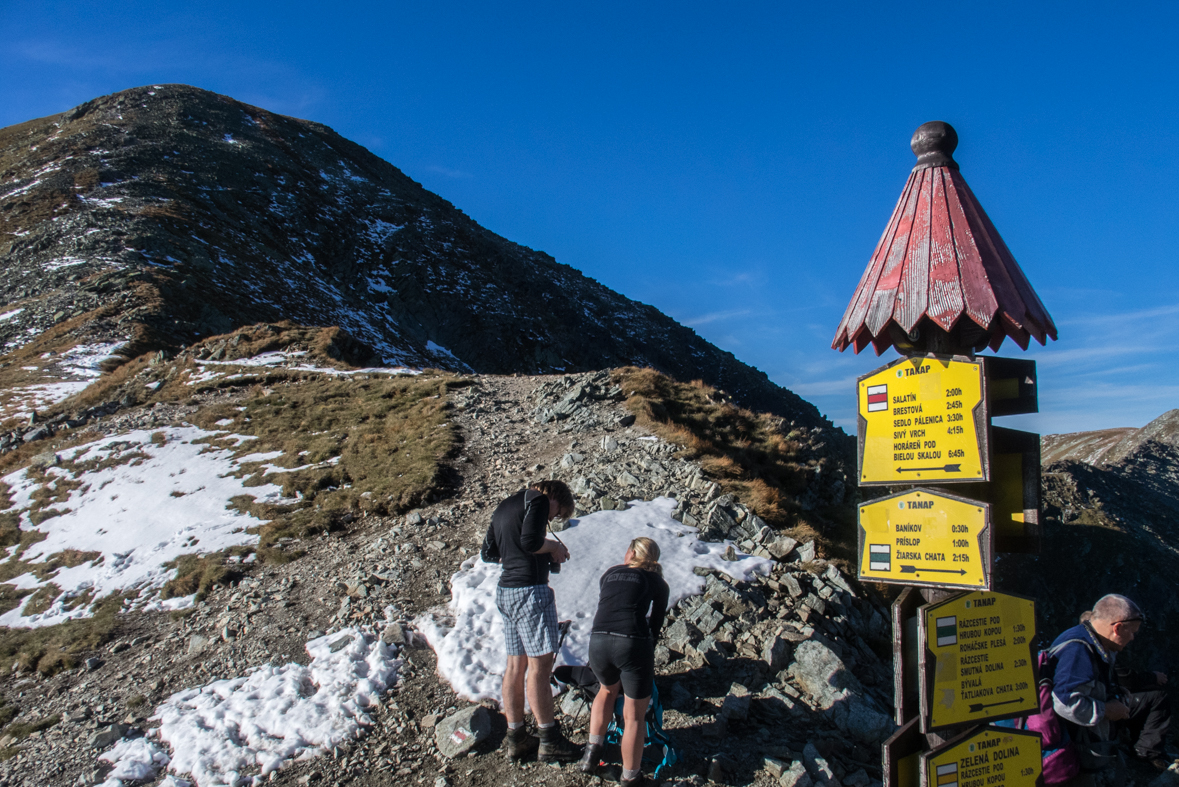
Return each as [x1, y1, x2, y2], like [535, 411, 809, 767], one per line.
[621, 695, 650, 772]
[590, 681, 622, 738]
[502, 654, 528, 725]
[525, 652, 556, 725]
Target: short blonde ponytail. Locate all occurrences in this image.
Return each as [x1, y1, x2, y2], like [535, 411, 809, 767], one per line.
[626, 537, 662, 575]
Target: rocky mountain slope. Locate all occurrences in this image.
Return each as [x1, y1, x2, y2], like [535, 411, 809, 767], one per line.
[0, 361, 882, 787]
[999, 410, 1179, 669]
[0, 84, 824, 428]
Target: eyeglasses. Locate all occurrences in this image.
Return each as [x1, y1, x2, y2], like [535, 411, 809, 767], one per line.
[1115, 617, 1144, 626]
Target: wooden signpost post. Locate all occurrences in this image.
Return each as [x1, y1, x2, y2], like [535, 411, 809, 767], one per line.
[833, 121, 1057, 787]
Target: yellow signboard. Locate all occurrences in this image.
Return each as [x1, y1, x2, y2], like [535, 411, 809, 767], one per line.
[921, 727, 1042, 787]
[920, 591, 1038, 730]
[858, 488, 991, 591]
[858, 356, 988, 485]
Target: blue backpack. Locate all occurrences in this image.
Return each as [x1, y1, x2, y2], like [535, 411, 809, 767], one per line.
[553, 666, 680, 779]
[605, 684, 680, 779]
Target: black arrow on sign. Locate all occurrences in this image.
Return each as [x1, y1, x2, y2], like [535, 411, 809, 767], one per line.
[896, 464, 962, 474]
[899, 566, 967, 576]
[968, 698, 1025, 713]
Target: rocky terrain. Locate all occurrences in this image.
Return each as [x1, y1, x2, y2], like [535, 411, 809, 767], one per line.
[0, 367, 888, 787]
[999, 410, 1179, 670]
[0, 84, 824, 429]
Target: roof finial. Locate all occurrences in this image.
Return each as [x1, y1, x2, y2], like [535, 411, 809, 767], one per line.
[911, 121, 959, 171]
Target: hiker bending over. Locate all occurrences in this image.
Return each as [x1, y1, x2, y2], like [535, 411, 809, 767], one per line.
[1051, 594, 1171, 775]
[580, 537, 670, 786]
[481, 479, 580, 762]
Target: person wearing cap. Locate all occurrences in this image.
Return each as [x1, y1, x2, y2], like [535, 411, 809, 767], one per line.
[1051, 594, 1172, 774]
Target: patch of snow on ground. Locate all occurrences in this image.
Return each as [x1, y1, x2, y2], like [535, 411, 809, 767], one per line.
[0, 342, 124, 423]
[196, 352, 421, 378]
[0, 426, 287, 628]
[98, 628, 400, 787]
[43, 256, 90, 270]
[0, 309, 23, 322]
[417, 497, 771, 702]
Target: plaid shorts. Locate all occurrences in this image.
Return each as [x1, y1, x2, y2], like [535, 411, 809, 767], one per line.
[496, 584, 560, 657]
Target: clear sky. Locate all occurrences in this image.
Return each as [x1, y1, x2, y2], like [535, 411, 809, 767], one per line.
[3, 1, 1177, 436]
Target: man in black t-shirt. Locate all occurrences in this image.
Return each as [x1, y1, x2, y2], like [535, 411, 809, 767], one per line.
[482, 480, 580, 762]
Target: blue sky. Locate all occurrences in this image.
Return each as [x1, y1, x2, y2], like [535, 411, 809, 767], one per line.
[2, 1, 1177, 435]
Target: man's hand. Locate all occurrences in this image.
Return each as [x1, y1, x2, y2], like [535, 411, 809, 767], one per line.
[1104, 700, 1130, 721]
[536, 539, 570, 563]
[1156, 671, 1169, 685]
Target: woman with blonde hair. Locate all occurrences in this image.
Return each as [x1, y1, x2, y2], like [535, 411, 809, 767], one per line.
[580, 536, 670, 785]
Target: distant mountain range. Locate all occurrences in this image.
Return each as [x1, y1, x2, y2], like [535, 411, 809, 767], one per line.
[0, 84, 825, 428]
[1000, 410, 1179, 668]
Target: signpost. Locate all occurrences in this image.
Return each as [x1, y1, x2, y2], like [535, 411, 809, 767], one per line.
[858, 356, 988, 486]
[918, 591, 1038, 731]
[858, 489, 992, 591]
[833, 122, 1053, 787]
[920, 726, 1043, 787]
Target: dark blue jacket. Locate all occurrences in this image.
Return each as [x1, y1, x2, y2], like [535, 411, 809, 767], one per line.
[1051, 622, 1117, 736]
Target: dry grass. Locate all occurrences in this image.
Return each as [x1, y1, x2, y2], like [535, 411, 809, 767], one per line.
[0, 594, 124, 675]
[613, 366, 856, 559]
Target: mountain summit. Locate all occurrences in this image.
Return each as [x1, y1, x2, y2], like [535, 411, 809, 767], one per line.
[0, 84, 824, 426]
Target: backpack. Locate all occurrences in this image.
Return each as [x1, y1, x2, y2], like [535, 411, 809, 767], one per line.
[605, 684, 680, 779]
[552, 666, 681, 779]
[998, 638, 1087, 784]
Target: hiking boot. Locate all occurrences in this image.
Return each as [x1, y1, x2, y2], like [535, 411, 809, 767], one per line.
[537, 726, 581, 763]
[620, 775, 647, 787]
[579, 742, 604, 774]
[1133, 752, 1173, 773]
[504, 726, 538, 761]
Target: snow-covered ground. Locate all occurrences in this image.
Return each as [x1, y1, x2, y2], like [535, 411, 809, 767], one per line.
[0, 425, 292, 627]
[417, 498, 772, 702]
[195, 350, 421, 378]
[0, 342, 124, 423]
[98, 627, 401, 787]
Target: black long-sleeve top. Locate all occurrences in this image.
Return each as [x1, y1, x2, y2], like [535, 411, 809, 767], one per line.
[491, 489, 552, 588]
[591, 565, 670, 640]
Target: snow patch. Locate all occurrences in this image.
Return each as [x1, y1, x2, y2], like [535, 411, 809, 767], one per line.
[416, 498, 771, 701]
[98, 629, 400, 787]
[0, 426, 286, 627]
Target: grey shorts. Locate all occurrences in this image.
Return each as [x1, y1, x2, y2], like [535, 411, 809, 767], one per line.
[497, 584, 559, 657]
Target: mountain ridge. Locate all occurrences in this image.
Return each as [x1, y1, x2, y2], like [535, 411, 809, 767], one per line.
[0, 83, 827, 430]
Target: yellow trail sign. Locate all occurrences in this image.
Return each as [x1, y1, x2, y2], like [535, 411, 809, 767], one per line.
[858, 356, 988, 485]
[919, 591, 1038, 731]
[858, 488, 992, 591]
[920, 726, 1042, 787]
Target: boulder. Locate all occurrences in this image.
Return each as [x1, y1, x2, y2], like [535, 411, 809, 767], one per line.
[789, 640, 858, 709]
[768, 536, 799, 559]
[803, 742, 835, 785]
[719, 682, 751, 721]
[762, 632, 793, 673]
[780, 760, 814, 787]
[435, 706, 493, 758]
[832, 696, 896, 744]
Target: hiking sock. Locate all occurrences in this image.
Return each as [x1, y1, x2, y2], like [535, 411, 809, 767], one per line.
[622, 768, 641, 780]
[508, 722, 524, 731]
[588, 735, 605, 745]
[538, 722, 556, 730]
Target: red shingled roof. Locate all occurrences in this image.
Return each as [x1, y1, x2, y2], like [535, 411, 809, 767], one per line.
[832, 122, 1057, 355]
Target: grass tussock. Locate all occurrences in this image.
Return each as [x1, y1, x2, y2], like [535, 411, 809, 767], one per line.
[190, 373, 462, 547]
[2, 714, 60, 741]
[161, 553, 242, 601]
[0, 594, 124, 675]
[613, 366, 855, 558]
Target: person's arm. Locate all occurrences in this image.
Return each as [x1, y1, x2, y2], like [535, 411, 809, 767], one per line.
[647, 577, 670, 641]
[518, 493, 549, 553]
[534, 538, 569, 562]
[1051, 643, 1105, 726]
